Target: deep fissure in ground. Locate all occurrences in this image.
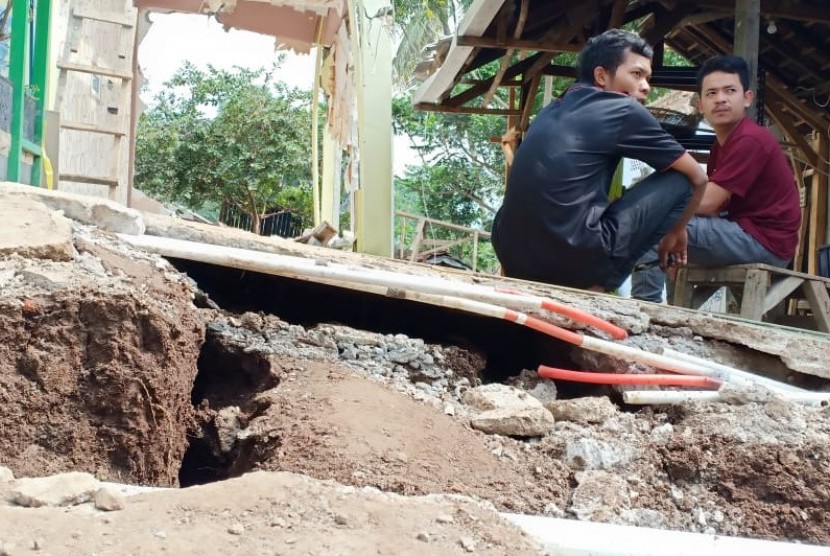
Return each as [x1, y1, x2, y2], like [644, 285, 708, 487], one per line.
[174, 259, 608, 486]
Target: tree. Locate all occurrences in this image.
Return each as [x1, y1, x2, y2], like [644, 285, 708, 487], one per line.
[135, 63, 314, 234]
[391, 0, 473, 90]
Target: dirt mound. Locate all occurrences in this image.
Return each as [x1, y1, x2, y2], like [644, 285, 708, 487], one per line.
[0, 471, 544, 555]
[0, 232, 204, 486]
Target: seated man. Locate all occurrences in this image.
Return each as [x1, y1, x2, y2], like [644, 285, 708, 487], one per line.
[631, 55, 802, 302]
[492, 29, 707, 292]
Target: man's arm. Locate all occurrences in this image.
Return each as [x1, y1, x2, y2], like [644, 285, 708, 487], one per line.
[659, 153, 708, 267]
[696, 181, 731, 216]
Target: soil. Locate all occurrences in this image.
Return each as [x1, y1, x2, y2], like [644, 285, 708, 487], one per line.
[1, 222, 830, 553]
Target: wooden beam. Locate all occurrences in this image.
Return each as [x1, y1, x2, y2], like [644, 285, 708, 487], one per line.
[808, 132, 828, 274]
[445, 51, 548, 107]
[608, 0, 627, 29]
[733, 0, 761, 117]
[482, 0, 529, 108]
[414, 103, 522, 116]
[674, 0, 830, 23]
[681, 25, 829, 131]
[519, 74, 541, 131]
[765, 92, 819, 168]
[456, 35, 582, 52]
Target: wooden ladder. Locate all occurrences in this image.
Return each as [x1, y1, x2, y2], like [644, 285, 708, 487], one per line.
[54, 3, 137, 198]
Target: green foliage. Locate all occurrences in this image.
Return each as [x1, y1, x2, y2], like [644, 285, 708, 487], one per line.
[135, 62, 314, 234]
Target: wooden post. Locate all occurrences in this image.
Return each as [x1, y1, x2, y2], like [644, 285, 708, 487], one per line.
[733, 0, 760, 119]
[808, 132, 828, 275]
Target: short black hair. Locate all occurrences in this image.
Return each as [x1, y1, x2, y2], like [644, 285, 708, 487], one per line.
[577, 29, 654, 84]
[697, 55, 750, 93]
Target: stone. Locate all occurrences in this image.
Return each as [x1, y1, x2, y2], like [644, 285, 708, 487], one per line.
[650, 423, 674, 445]
[93, 487, 125, 511]
[564, 438, 629, 471]
[459, 536, 476, 552]
[464, 384, 555, 437]
[9, 472, 99, 508]
[0, 197, 74, 261]
[215, 406, 244, 453]
[0, 182, 145, 235]
[416, 532, 430, 542]
[0, 466, 14, 482]
[571, 471, 631, 521]
[546, 396, 617, 424]
[228, 523, 245, 535]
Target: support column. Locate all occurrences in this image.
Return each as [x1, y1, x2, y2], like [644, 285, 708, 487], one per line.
[350, 0, 393, 256]
[321, 125, 342, 228]
[733, 0, 760, 118]
[8, 0, 32, 183]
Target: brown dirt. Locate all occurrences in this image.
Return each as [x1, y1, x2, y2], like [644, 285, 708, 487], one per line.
[0, 238, 204, 486]
[227, 361, 568, 513]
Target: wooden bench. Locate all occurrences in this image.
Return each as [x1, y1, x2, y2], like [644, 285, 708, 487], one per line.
[672, 263, 830, 332]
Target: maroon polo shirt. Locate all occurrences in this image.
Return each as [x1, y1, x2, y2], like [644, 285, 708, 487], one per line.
[708, 117, 800, 260]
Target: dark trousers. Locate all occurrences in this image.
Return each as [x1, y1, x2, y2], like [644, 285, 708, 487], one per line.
[596, 170, 692, 290]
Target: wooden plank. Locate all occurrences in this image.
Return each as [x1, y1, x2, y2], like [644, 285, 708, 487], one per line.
[60, 120, 126, 136]
[685, 263, 830, 284]
[685, 266, 749, 284]
[762, 276, 804, 313]
[456, 35, 581, 53]
[408, 218, 426, 262]
[56, 61, 132, 81]
[412, 0, 507, 106]
[802, 281, 830, 333]
[73, 6, 135, 27]
[672, 267, 694, 307]
[739, 268, 769, 320]
[59, 173, 119, 187]
[414, 103, 522, 116]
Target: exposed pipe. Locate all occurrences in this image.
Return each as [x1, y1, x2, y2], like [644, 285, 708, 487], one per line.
[623, 390, 830, 406]
[538, 365, 721, 389]
[118, 234, 625, 339]
[502, 513, 830, 556]
[660, 347, 807, 393]
[118, 235, 816, 392]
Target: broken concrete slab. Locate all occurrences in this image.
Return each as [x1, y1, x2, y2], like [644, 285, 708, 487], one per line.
[547, 397, 618, 425]
[0, 182, 145, 235]
[9, 472, 99, 507]
[0, 197, 74, 261]
[463, 384, 554, 437]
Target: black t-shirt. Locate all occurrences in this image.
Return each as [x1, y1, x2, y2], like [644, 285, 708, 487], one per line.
[492, 85, 685, 287]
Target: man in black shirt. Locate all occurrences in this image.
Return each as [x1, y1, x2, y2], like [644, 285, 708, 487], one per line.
[492, 29, 707, 291]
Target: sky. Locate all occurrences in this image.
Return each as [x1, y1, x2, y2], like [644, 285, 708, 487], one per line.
[138, 13, 317, 103]
[138, 12, 414, 175]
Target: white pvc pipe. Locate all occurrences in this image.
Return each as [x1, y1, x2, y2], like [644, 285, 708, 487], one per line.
[119, 234, 625, 337]
[581, 336, 730, 376]
[623, 390, 830, 406]
[501, 513, 830, 556]
[118, 235, 818, 388]
[661, 348, 806, 393]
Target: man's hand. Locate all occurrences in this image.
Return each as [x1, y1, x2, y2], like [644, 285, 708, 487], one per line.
[658, 228, 688, 271]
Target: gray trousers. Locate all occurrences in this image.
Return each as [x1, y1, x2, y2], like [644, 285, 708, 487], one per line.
[630, 216, 790, 303]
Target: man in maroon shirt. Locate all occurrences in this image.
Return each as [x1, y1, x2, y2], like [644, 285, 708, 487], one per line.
[631, 55, 801, 302]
